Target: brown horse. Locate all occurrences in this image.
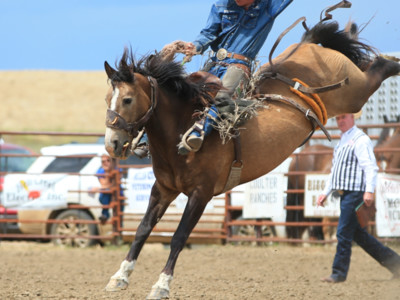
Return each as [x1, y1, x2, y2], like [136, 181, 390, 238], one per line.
[375, 123, 400, 172]
[102, 21, 400, 298]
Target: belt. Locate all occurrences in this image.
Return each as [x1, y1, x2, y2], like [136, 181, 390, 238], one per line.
[215, 48, 251, 64]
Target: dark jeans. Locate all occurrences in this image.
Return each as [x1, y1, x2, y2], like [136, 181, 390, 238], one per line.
[99, 193, 112, 219]
[331, 191, 400, 281]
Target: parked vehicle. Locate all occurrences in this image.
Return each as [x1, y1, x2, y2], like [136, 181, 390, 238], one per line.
[10, 143, 116, 247]
[4, 142, 151, 247]
[0, 140, 36, 235]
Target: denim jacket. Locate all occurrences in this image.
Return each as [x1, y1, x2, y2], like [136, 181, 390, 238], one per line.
[192, 0, 293, 60]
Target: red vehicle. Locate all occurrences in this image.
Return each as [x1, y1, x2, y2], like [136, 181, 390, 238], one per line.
[0, 141, 36, 234]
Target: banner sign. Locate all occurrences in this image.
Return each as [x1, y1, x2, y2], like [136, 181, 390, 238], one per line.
[126, 167, 156, 213]
[376, 173, 400, 237]
[242, 173, 286, 219]
[126, 167, 217, 213]
[3, 174, 68, 208]
[304, 174, 340, 217]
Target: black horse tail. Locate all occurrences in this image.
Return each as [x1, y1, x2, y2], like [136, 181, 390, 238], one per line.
[302, 21, 376, 69]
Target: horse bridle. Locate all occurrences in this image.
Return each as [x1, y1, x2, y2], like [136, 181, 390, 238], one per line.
[105, 76, 158, 138]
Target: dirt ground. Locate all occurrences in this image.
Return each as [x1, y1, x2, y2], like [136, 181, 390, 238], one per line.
[0, 241, 399, 300]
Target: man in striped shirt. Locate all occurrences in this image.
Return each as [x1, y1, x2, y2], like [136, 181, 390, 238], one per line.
[317, 113, 400, 283]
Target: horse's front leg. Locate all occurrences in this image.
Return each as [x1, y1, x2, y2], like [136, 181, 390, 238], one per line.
[146, 188, 212, 299]
[105, 182, 178, 292]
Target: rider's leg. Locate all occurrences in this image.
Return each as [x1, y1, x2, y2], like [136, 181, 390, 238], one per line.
[178, 64, 249, 154]
[214, 64, 249, 102]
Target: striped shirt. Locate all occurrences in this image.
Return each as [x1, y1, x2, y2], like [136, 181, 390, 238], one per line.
[323, 126, 378, 195]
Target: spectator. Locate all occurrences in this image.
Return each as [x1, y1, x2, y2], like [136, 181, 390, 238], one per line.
[92, 154, 124, 224]
[317, 113, 400, 283]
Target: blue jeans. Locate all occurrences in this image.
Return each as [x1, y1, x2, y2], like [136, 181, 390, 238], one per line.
[331, 191, 400, 281]
[99, 193, 112, 219]
[207, 58, 250, 78]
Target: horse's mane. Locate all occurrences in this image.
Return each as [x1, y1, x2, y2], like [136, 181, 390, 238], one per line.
[110, 48, 215, 106]
[301, 21, 376, 68]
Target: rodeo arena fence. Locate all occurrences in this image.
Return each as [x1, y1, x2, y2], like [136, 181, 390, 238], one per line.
[0, 125, 399, 247]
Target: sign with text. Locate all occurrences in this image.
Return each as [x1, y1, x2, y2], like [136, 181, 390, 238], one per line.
[304, 174, 340, 217]
[126, 167, 216, 213]
[242, 173, 286, 219]
[3, 174, 68, 208]
[376, 173, 400, 237]
[126, 167, 156, 213]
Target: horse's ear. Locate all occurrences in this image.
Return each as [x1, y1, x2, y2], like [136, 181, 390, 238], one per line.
[104, 61, 116, 79]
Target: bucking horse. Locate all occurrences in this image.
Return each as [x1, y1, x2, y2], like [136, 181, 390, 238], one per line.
[101, 18, 400, 299]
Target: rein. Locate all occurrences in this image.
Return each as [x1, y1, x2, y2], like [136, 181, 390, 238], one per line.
[105, 76, 158, 138]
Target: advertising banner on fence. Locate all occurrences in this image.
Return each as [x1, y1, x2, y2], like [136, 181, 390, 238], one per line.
[3, 174, 68, 209]
[242, 173, 286, 219]
[126, 167, 215, 213]
[376, 173, 400, 237]
[126, 167, 156, 213]
[304, 174, 341, 217]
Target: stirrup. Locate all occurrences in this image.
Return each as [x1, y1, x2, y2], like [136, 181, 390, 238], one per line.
[177, 122, 205, 155]
[133, 144, 149, 158]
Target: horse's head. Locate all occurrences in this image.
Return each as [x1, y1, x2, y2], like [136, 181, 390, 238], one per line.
[375, 129, 400, 172]
[103, 60, 156, 159]
[377, 153, 391, 171]
[103, 49, 216, 159]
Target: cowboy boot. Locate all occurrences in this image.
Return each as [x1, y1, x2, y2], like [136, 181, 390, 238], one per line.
[178, 105, 219, 155]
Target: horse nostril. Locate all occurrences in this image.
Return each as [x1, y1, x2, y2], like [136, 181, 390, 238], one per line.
[113, 140, 119, 150]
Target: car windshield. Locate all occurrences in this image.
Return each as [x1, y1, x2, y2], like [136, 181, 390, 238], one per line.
[0, 149, 35, 172]
[43, 157, 93, 173]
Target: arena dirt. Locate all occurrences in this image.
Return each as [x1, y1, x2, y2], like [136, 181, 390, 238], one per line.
[0, 241, 399, 300]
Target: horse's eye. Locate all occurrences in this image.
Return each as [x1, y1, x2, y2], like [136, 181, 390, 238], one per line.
[123, 98, 132, 105]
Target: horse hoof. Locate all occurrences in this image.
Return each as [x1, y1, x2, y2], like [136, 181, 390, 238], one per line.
[105, 278, 128, 292]
[146, 287, 170, 299]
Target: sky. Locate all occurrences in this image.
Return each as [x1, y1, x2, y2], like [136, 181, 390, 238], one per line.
[1, 0, 399, 72]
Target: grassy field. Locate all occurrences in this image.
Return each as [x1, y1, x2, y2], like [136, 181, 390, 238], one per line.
[0, 70, 109, 151]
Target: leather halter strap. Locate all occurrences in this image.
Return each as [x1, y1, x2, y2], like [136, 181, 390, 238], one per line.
[259, 72, 349, 94]
[105, 76, 158, 137]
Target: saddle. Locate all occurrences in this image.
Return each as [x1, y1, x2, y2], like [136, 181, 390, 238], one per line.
[187, 71, 222, 98]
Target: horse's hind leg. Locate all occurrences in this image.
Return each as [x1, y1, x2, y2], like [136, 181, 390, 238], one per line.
[105, 182, 178, 292]
[366, 56, 400, 91]
[146, 188, 212, 299]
